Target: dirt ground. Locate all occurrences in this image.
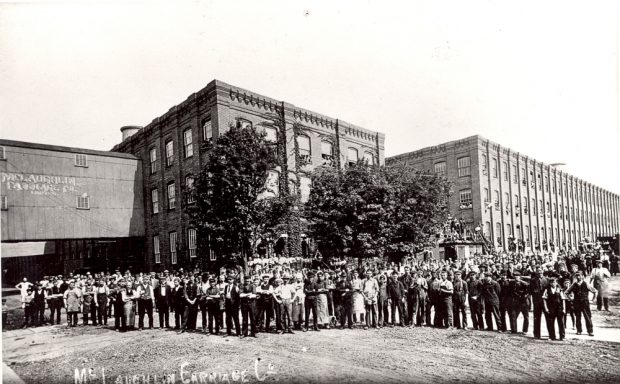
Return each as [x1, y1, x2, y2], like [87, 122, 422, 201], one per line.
[3, 278, 620, 384]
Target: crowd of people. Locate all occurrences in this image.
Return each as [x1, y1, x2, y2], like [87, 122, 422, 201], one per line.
[13, 249, 616, 342]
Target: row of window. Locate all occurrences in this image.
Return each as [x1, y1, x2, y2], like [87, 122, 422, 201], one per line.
[153, 229, 211, 264]
[147, 118, 376, 174]
[151, 176, 194, 213]
[485, 221, 602, 246]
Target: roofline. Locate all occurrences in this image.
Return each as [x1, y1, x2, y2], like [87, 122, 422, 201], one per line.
[0, 139, 139, 160]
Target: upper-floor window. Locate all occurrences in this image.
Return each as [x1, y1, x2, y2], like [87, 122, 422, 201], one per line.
[264, 127, 278, 143]
[151, 188, 159, 214]
[484, 187, 490, 203]
[363, 152, 375, 165]
[153, 235, 161, 264]
[169, 232, 178, 264]
[434, 161, 446, 175]
[481, 154, 488, 174]
[457, 156, 471, 177]
[167, 182, 176, 209]
[75, 154, 88, 167]
[494, 190, 500, 209]
[491, 158, 498, 178]
[183, 129, 193, 158]
[537, 174, 542, 190]
[77, 194, 90, 209]
[512, 165, 517, 183]
[521, 168, 526, 185]
[300, 176, 312, 203]
[347, 147, 358, 166]
[502, 161, 508, 181]
[321, 141, 334, 165]
[236, 118, 252, 129]
[297, 135, 311, 164]
[149, 148, 157, 174]
[459, 189, 472, 209]
[188, 228, 197, 258]
[165, 140, 174, 166]
[544, 176, 549, 192]
[202, 117, 212, 141]
[0, 146, 6, 160]
[186, 175, 195, 204]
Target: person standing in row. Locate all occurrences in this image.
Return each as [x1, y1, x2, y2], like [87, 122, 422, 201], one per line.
[136, 278, 155, 330]
[467, 272, 484, 330]
[530, 267, 548, 339]
[509, 272, 530, 334]
[47, 281, 64, 325]
[452, 271, 468, 329]
[94, 280, 110, 327]
[197, 273, 210, 333]
[239, 277, 257, 338]
[335, 272, 353, 329]
[121, 283, 137, 331]
[205, 278, 222, 335]
[172, 279, 185, 330]
[291, 274, 305, 330]
[566, 272, 597, 336]
[497, 271, 512, 332]
[362, 269, 379, 330]
[438, 271, 453, 328]
[426, 271, 441, 327]
[590, 260, 610, 311]
[480, 273, 501, 331]
[111, 282, 125, 331]
[542, 278, 566, 341]
[304, 271, 320, 332]
[32, 283, 47, 326]
[63, 281, 82, 327]
[224, 275, 241, 336]
[278, 275, 295, 334]
[256, 275, 274, 333]
[154, 277, 171, 328]
[387, 271, 406, 327]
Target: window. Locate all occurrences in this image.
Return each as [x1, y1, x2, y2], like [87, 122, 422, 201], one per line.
[237, 118, 252, 129]
[512, 165, 517, 183]
[537, 174, 542, 190]
[532, 198, 536, 214]
[521, 168, 526, 185]
[481, 154, 488, 175]
[202, 117, 212, 141]
[514, 194, 519, 208]
[288, 174, 298, 196]
[300, 176, 312, 203]
[0, 146, 6, 160]
[264, 127, 278, 143]
[297, 135, 311, 164]
[544, 177, 549, 192]
[533, 226, 538, 242]
[151, 188, 159, 214]
[154, 236, 161, 264]
[75, 154, 88, 167]
[183, 129, 193, 158]
[434, 161, 446, 175]
[525, 225, 530, 243]
[169, 232, 177, 265]
[553, 203, 557, 218]
[347, 148, 358, 166]
[539, 200, 543, 216]
[167, 183, 176, 209]
[484, 188, 490, 202]
[523, 197, 528, 213]
[321, 141, 334, 164]
[149, 148, 157, 174]
[186, 176, 195, 204]
[1, 195, 7, 210]
[502, 161, 508, 181]
[494, 190, 500, 209]
[265, 170, 280, 197]
[76, 194, 90, 209]
[484, 221, 491, 237]
[506, 224, 512, 236]
[504, 192, 510, 211]
[363, 152, 375, 165]
[165, 140, 174, 166]
[457, 156, 471, 177]
[459, 189, 472, 208]
[496, 222, 502, 244]
[188, 229, 197, 258]
[492, 158, 498, 178]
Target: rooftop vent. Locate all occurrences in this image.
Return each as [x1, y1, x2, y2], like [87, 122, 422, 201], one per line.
[120, 126, 142, 141]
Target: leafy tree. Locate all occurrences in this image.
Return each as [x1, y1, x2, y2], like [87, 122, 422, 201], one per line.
[187, 124, 286, 270]
[304, 162, 450, 264]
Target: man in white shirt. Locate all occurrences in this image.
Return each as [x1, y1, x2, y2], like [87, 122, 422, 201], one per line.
[136, 278, 155, 330]
[590, 260, 611, 311]
[362, 270, 379, 330]
[438, 271, 454, 328]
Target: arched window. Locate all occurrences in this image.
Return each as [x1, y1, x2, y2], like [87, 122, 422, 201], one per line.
[363, 152, 375, 165]
[321, 141, 334, 165]
[347, 147, 358, 166]
[297, 135, 311, 164]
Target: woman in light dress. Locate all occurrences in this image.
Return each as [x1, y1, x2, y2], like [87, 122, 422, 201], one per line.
[349, 270, 365, 325]
[315, 271, 331, 328]
[121, 283, 137, 331]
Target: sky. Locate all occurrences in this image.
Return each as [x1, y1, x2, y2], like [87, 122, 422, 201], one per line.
[1, 0, 619, 193]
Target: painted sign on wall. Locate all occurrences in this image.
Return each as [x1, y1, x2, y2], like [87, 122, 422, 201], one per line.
[1, 172, 76, 195]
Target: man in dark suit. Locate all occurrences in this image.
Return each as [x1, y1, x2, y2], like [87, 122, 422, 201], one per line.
[224, 275, 241, 336]
[171, 278, 185, 330]
[154, 277, 172, 328]
[480, 272, 502, 331]
[182, 278, 199, 333]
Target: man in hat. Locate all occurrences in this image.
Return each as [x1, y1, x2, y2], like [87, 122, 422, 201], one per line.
[425, 270, 441, 327]
[239, 274, 258, 338]
[542, 277, 566, 341]
[154, 277, 172, 328]
[278, 274, 295, 334]
[480, 272, 502, 331]
[497, 270, 512, 332]
[452, 270, 468, 329]
[387, 271, 406, 327]
[197, 273, 210, 333]
[565, 271, 597, 336]
[182, 276, 199, 333]
[256, 274, 274, 333]
[136, 277, 155, 330]
[224, 274, 241, 336]
[171, 278, 184, 330]
[205, 278, 222, 335]
[467, 271, 484, 330]
[303, 271, 320, 331]
[529, 266, 549, 339]
[509, 271, 530, 334]
[334, 271, 353, 329]
[47, 278, 64, 325]
[438, 270, 454, 328]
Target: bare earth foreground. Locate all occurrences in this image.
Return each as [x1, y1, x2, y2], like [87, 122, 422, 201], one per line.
[4, 278, 620, 384]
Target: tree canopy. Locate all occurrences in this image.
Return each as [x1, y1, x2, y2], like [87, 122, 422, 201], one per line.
[304, 162, 450, 263]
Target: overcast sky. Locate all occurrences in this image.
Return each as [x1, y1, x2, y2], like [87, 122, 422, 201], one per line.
[1, 0, 619, 193]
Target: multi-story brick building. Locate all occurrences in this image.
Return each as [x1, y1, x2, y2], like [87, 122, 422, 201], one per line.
[387, 135, 620, 253]
[112, 79, 385, 270]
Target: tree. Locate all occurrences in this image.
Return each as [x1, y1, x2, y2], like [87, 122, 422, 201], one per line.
[187, 124, 285, 270]
[304, 162, 451, 264]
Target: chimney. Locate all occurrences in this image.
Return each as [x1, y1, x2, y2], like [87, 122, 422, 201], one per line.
[120, 126, 142, 141]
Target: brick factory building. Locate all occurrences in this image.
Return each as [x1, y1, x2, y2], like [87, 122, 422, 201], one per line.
[0, 140, 145, 283]
[112, 79, 385, 271]
[387, 135, 620, 253]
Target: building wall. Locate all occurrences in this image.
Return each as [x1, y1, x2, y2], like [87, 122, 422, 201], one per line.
[388, 135, 620, 252]
[112, 79, 386, 270]
[0, 140, 144, 241]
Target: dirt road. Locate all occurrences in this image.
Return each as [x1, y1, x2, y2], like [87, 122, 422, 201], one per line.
[3, 278, 620, 384]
